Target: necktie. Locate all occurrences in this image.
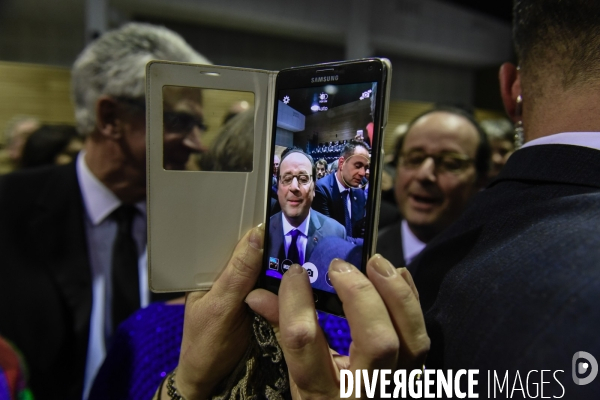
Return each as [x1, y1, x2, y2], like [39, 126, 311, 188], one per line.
[111, 205, 140, 331]
[287, 229, 301, 265]
[341, 189, 353, 237]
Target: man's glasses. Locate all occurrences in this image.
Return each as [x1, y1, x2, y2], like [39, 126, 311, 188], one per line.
[163, 111, 208, 133]
[115, 97, 208, 133]
[279, 174, 312, 186]
[400, 150, 473, 174]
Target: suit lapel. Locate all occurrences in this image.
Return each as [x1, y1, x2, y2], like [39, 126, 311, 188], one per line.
[29, 163, 92, 375]
[305, 211, 323, 262]
[329, 174, 345, 225]
[269, 212, 286, 261]
[350, 188, 366, 225]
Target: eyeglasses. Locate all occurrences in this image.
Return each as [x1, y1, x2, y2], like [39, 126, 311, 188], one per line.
[400, 150, 473, 174]
[114, 97, 208, 133]
[163, 111, 208, 133]
[279, 174, 312, 186]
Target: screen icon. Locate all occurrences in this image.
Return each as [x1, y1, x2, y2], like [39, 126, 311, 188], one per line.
[302, 262, 318, 284]
[268, 257, 279, 270]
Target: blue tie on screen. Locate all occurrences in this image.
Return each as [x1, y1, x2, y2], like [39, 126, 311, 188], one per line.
[287, 228, 302, 265]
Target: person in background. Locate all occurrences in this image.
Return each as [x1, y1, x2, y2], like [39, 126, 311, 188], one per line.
[0, 23, 209, 400]
[0, 116, 40, 173]
[377, 106, 490, 267]
[20, 124, 83, 169]
[480, 118, 515, 181]
[315, 158, 327, 180]
[313, 139, 370, 242]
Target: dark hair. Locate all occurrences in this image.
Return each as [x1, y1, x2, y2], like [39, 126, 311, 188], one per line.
[401, 106, 491, 180]
[315, 158, 328, 168]
[20, 125, 81, 169]
[279, 147, 316, 182]
[340, 139, 371, 160]
[514, 0, 600, 88]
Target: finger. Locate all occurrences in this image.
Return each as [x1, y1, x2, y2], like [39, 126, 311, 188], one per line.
[278, 264, 338, 396]
[399, 267, 419, 301]
[367, 255, 430, 370]
[328, 259, 399, 371]
[209, 224, 264, 305]
[246, 288, 279, 326]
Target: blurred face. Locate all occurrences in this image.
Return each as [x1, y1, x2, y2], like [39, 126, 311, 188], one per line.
[277, 153, 315, 227]
[273, 155, 280, 176]
[489, 138, 514, 179]
[316, 163, 326, 179]
[163, 87, 206, 170]
[396, 112, 480, 242]
[339, 146, 370, 188]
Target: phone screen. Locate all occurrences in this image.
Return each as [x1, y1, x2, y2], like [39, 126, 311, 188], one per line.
[262, 60, 388, 314]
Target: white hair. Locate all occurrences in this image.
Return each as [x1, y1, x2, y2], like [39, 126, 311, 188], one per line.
[71, 23, 210, 135]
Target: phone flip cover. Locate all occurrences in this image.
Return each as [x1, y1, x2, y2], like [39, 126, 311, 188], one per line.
[146, 61, 275, 292]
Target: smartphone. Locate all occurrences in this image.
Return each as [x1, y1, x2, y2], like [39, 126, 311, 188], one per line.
[260, 58, 391, 316]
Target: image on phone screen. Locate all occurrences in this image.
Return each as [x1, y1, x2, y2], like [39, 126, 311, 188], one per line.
[265, 80, 379, 295]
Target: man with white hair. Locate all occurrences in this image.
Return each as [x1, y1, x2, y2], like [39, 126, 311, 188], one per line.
[0, 23, 209, 399]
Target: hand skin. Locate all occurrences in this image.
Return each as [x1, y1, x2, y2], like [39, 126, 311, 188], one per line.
[159, 224, 265, 400]
[246, 255, 430, 399]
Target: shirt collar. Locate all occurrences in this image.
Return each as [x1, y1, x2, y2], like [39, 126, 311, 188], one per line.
[335, 173, 348, 193]
[281, 210, 311, 237]
[76, 151, 146, 225]
[521, 132, 600, 151]
[401, 219, 426, 265]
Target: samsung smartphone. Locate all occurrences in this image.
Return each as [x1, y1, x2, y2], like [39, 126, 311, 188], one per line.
[261, 58, 391, 316]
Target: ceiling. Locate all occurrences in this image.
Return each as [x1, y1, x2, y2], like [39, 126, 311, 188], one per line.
[442, 0, 513, 23]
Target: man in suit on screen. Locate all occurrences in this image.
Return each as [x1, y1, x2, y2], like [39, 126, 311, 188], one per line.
[268, 149, 347, 289]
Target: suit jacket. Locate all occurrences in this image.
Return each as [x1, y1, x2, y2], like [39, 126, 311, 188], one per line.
[376, 219, 405, 268]
[0, 163, 91, 399]
[0, 163, 177, 399]
[314, 173, 366, 238]
[409, 145, 600, 397]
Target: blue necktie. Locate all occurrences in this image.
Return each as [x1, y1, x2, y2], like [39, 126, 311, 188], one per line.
[287, 229, 302, 265]
[342, 189, 353, 237]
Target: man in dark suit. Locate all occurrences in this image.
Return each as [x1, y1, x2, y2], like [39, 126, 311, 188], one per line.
[313, 139, 369, 242]
[268, 150, 347, 290]
[377, 106, 490, 267]
[408, 1, 600, 396]
[0, 24, 209, 399]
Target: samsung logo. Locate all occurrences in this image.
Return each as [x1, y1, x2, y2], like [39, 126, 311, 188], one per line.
[311, 75, 339, 83]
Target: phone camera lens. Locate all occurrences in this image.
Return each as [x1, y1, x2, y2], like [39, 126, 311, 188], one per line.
[368, 65, 374, 71]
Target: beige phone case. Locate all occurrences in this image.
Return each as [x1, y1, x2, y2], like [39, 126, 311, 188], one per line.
[146, 61, 276, 292]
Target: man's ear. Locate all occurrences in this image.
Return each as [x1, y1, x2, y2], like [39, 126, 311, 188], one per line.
[499, 63, 522, 123]
[337, 156, 345, 170]
[95, 96, 122, 139]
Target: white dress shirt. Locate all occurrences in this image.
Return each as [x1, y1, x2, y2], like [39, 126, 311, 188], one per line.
[76, 152, 149, 399]
[281, 211, 310, 265]
[521, 131, 600, 151]
[401, 219, 427, 266]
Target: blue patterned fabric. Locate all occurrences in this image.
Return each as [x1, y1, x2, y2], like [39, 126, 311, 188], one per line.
[88, 303, 185, 400]
[89, 303, 351, 399]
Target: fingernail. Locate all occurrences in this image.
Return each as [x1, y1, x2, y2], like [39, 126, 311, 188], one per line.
[329, 258, 353, 273]
[249, 224, 264, 250]
[371, 254, 397, 278]
[287, 264, 304, 276]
